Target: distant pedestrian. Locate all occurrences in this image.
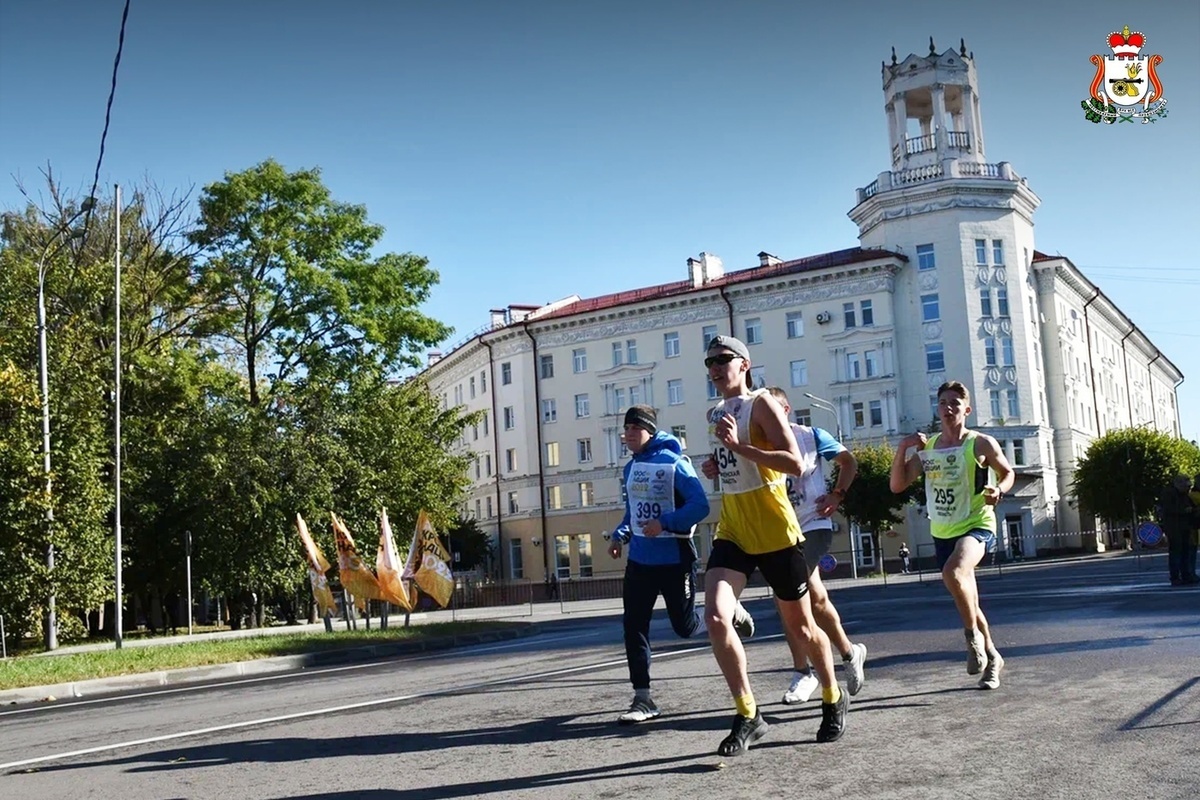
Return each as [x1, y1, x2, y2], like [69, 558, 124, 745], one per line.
[1158, 474, 1197, 586]
[899, 543, 912, 574]
[546, 573, 559, 600]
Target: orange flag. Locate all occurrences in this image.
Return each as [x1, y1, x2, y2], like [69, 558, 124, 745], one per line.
[331, 512, 383, 613]
[295, 513, 337, 618]
[376, 507, 416, 612]
[412, 510, 455, 608]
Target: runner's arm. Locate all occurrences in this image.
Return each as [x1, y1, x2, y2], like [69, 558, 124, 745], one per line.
[658, 456, 710, 533]
[890, 432, 926, 493]
[728, 393, 803, 474]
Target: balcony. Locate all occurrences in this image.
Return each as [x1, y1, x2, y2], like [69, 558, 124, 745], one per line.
[890, 130, 972, 164]
[857, 160, 1019, 204]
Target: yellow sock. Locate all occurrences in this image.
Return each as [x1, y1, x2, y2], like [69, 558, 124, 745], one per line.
[735, 692, 757, 719]
[822, 684, 841, 704]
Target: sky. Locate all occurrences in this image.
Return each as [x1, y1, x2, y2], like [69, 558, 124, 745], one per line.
[2, 1, 1197, 442]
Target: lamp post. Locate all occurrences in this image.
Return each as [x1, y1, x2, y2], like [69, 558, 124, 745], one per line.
[35, 198, 95, 650]
[803, 392, 857, 578]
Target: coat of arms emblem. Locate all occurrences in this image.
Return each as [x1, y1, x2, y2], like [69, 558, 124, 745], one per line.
[1081, 26, 1167, 124]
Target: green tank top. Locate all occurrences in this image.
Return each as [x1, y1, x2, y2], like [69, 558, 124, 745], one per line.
[917, 431, 995, 539]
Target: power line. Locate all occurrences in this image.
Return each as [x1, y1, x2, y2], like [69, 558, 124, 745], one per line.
[83, 0, 132, 238]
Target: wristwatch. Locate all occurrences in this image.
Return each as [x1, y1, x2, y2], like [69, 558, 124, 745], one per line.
[831, 487, 847, 500]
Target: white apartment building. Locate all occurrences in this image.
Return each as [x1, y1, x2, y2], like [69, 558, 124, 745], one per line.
[420, 41, 1183, 582]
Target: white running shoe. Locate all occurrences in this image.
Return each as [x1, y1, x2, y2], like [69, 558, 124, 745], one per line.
[965, 630, 988, 676]
[782, 670, 819, 704]
[732, 602, 755, 639]
[978, 652, 1004, 689]
[843, 642, 867, 696]
[618, 696, 661, 724]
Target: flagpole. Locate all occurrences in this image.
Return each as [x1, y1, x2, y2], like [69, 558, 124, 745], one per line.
[113, 184, 124, 650]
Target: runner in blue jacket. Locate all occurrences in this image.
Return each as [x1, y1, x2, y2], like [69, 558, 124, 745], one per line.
[609, 405, 754, 724]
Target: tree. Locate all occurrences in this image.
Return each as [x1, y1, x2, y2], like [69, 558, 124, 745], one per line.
[1072, 428, 1200, 527]
[444, 515, 494, 573]
[836, 442, 919, 570]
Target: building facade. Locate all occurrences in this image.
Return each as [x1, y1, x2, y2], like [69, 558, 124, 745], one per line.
[419, 42, 1183, 581]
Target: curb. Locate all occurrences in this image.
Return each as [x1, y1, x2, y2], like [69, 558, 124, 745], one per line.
[0, 625, 540, 707]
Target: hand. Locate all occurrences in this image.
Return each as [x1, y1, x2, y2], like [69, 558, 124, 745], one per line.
[901, 431, 928, 451]
[982, 486, 1003, 506]
[701, 456, 718, 480]
[642, 519, 663, 537]
[715, 413, 740, 449]
[609, 540, 622, 559]
[814, 493, 840, 517]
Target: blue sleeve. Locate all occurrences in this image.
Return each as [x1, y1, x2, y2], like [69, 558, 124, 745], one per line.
[613, 461, 633, 542]
[658, 455, 710, 533]
[813, 427, 847, 461]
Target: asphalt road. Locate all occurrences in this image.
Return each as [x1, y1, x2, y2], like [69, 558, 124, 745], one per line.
[2, 555, 1197, 800]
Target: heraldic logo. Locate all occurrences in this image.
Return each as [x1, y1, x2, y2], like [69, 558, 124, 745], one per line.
[1081, 25, 1168, 124]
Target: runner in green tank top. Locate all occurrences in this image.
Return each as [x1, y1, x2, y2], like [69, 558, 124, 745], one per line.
[889, 380, 1015, 690]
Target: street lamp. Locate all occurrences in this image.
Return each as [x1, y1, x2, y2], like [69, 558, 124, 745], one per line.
[35, 198, 95, 650]
[803, 392, 844, 442]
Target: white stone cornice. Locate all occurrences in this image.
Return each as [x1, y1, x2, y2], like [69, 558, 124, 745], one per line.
[532, 303, 728, 347]
[728, 272, 897, 313]
[597, 361, 658, 380]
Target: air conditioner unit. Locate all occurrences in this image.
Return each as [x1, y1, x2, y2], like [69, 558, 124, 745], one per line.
[815, 311, 832, 324]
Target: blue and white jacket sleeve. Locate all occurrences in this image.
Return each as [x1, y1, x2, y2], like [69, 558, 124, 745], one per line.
[657, 455, 710, 534]
[612, 461, 633, 543]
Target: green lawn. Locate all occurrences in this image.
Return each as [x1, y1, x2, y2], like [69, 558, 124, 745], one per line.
[0, 621, 516, 692]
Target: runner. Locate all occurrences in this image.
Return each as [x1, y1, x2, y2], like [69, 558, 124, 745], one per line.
[764, 387, 867, 705]
[700, 336, 848, 756]
[889, 380, 1014, 689]
[608, 404, 754, 724]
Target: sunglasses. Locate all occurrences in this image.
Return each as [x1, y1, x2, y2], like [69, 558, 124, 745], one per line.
[704, 353, 741, 368]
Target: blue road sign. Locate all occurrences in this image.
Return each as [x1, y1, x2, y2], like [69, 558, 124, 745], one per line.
[1137, 522, 1163, 547]
[818, 553, 837, 573]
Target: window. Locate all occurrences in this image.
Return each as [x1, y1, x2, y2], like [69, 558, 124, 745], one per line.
[668, 379, 684, 405]
[847, 352, 862, 380]
[997, 287, 1009, 316]
[480, 370, 487, 393]
[985, 338, 997, 366]
[929, 395, 939, 422]
[614, 387, 626, 414]
[474, 458, 481, 479]
[1006, 389, 1020, 418]
[869, 400, 883, 426]
[852, 402, 866, 428]
[572, 348, 588, 373]
[745, 318, 763, 345]
[860, 300, 874, 326]
[790, 359, 808, 387]
[706, 377, 719, 400]
[469, 377, 476, 398]
[546, 441, 559, 467]
[503, 406, 515, 430]
[750, 366, 765, 389]
[786, 312, 804, 339]
[993, 239, 1004, 265]
[917, 243, 936, 270]
[506, 448, 517, 472]
[921, 293, 940, 322]
[975, 238, 987, 265]
[507, 491, 519, 514]
[541, 399, 557, 423]
[454, 385, 462, 405]
[475, 499, 481, 519]
[578, 535, 593, 577]
[577, 438, 592, 463]
[925, 343, 945, 371]
[1013, 439, 1026, 465]
[865, 349, 879, 378]
[702, 325, 718, 349]
[990, 390, 1002, 419]
[580, 482, 594, 507]
[575, 393, 590, 418]
[1001, 337, 1015, 367]
[794, 408, 812, 426]
[626, 339, 638, 364]
[472, 424, 479, 441]
[481, 412, 489, 436]
[546, 485, 562, 510]
[843, 302, 857, 328]
[486, 496, 493, 518]
[555, 535, 570, 579]
[980, 288, 992, 317]
[539, 354, 554, 379]
[664, 331, 680, 358]
[484, 454, 492, 476]
[612, 342, 623, 367]
[509, 538, 523, 579]
[501, 362, 512, 385]
[671, 425, 687, 449]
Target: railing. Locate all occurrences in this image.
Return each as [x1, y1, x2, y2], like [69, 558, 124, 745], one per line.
[959, 161, 1001, 177]
[948, 130, 971, 149]
[894, 163, 944, 186]
[861, 179, 880, 199]
[904, 133, 936, 154]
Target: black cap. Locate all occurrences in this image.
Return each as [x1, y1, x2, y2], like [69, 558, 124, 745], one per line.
[623, 404, 657, 435]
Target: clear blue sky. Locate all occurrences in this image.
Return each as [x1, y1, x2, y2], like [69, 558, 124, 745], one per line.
[2, 1, 1197, 442]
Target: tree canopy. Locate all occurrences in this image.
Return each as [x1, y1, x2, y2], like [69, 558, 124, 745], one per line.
[1072, 427, 1200, 525]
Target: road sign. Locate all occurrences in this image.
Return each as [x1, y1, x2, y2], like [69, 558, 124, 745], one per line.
[818, 553, 837, 573]
[1136, 522, 1163, 547]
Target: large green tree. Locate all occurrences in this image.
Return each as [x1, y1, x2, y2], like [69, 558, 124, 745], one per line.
[836, 442, 920, 571]
[1072, 427, 1200, 526]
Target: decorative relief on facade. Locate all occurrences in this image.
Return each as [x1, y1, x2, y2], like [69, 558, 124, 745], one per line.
[534, 304, 727, 347]
[927, 372, 947, 390]
[976, 267, 991, 285]
[1003, 367, 1017, 384]
[492, 337, 532, 359]
[994, 268, 1008, 284]
[731, 274, 897, 313]
[918, 271, 939, 291]
[999, 318, 1012, 335]
[982, 318, 996, 336]
[923, 322, 943, 340]
[985, 367, 1000, 385]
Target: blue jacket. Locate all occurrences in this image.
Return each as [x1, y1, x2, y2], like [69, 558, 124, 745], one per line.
[612, 431, 709, 566]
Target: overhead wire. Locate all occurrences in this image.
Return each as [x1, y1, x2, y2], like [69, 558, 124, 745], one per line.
[82, 0, 132, 238]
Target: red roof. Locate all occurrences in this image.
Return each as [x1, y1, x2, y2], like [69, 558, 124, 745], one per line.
[1031, 250, 1058, 263]
[534, 247, 905, 321]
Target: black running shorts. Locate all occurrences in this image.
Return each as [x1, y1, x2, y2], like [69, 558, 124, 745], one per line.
[707, 538, 810, 601]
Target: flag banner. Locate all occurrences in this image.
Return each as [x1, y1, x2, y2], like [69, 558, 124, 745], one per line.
[295, 513, 337, 617]
[376, 507, 416, 612]
[331, 512, 383, 613]
[412, 510, 455, 608]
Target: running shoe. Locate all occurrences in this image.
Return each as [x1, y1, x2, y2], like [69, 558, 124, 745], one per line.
[732, 603, 755, 639]
[717, 711, 768, 756]
[782, 670, 819, 705]
[965, 629, 988, 675]
[843, 642, 867, 696]
[617, 696, 661, 725]
[978, 652, 1005, 690]
[816, 687, 849, 743]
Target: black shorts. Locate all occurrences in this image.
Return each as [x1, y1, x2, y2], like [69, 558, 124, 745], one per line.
[707, 538, 810, 601]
